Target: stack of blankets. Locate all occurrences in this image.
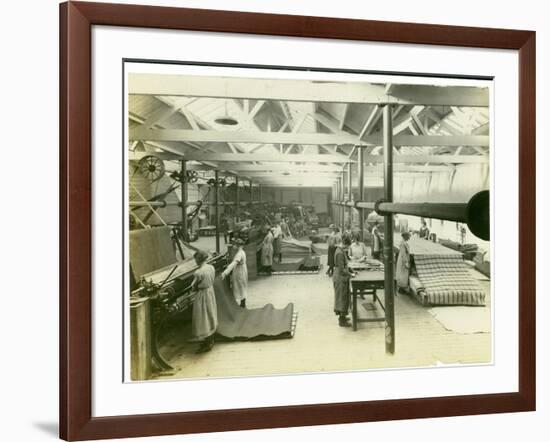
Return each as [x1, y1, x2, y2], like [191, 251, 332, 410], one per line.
[405, 237, 486, 306]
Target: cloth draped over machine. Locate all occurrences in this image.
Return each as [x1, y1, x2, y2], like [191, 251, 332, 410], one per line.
[129, 226, 297, 378]
[256, 237, 321, 274]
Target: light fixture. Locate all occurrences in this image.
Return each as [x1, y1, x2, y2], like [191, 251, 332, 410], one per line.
[214, 100, 239, 126]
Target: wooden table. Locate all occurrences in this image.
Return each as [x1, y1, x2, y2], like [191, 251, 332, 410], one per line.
[349, 270, 386, 331]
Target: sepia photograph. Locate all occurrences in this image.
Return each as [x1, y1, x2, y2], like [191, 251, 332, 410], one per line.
[126, 63, 492, 382]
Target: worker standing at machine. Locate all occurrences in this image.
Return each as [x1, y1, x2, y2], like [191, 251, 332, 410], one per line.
[396, 231, 412, 294]
[280, 217, 291, 238]
[190, 250, 218, 354]
[221, 238, 249, 308]
[272, 221, 283, 264]
[261, 226, 275, 276]
[333, 232, 354, 327]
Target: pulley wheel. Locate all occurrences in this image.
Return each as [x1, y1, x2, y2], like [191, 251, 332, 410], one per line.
[138, 155, 165, 182]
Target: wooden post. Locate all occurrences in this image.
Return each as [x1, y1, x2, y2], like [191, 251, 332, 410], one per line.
[334, 177, 340, 226]
[337, 177, 341, 230]
[343, 170, 348, 230]
[335, 180, 339, 227]
[235, 176, 240, 222]
[333, 183, 337, 224]
[382, 105, 395, 354]
[180, 160, 188, 242]
[130, 298, 151, 381]
[215, 171, 220, 253]
[357, 146, 365, 242]
[339, 175, 345, 230]
[347, 161, 353, 229]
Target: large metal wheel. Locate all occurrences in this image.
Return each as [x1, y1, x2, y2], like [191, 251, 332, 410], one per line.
[138, 155, 165, 182]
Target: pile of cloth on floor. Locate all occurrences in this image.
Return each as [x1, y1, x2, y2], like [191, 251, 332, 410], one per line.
[409, 254, 486, 306]
[214, 278, 296, 341]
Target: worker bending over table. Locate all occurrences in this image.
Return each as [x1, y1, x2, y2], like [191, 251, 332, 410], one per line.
[348, 232, 369, 262]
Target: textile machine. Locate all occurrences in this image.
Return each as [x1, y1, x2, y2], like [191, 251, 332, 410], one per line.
[129, 226, 227, 377]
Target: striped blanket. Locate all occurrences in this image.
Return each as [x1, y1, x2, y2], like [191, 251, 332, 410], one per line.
[412, 254, 486, 306]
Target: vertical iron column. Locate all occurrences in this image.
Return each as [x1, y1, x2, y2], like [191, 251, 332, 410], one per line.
[382, 105, 395, 354]
[334, 181, 338, 224]
[259, 184, 262, 204]
[332, 181, 338, 225]
[334, 181, 338, 226]
[357, 146, 365, 242]
[339, 176, 344, 230]
[347, 162, 353, 229]
[250, 180, 253, 203]
[235, 176, 240, 222]
[215, 171, 220, 254]
[180, 160, 188, 242]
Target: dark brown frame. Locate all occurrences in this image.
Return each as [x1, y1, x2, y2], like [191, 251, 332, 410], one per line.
[60, 1, 536, 440]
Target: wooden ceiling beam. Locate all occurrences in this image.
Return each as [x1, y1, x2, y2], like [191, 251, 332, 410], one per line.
[130, 128, 489, 147]
[363, 154, 488, 163]
[129, 74, 489, 106]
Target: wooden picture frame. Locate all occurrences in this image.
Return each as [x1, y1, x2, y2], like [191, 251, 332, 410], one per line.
[59, 1, 536, 440]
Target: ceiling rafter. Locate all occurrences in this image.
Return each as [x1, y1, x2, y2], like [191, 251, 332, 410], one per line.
[128, 78, 490, 187]
[130, 128, 489, 148]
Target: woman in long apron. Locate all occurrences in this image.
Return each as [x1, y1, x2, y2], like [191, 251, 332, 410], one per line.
[281, 217, 291, 239]
[272, 222, 283, 264]
[333, 232, 353, 327]
[221, 238, 249, 308]
[261, 227, 275, 275]
[396, 231, 411, 294]
[371, 221, 383, 260]
[326, 225, 341, 276]
[190, 250, 218, 353]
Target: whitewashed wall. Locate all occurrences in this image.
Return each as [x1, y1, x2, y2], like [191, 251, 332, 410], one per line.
[395, 164, 490, 203]
[393, 164, 491, 255]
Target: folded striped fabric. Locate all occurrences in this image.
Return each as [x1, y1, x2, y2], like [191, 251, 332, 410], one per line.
[412, 254, 486, 306]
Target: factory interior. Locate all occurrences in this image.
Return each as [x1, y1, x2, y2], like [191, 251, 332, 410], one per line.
[127, 72, 491, 381]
